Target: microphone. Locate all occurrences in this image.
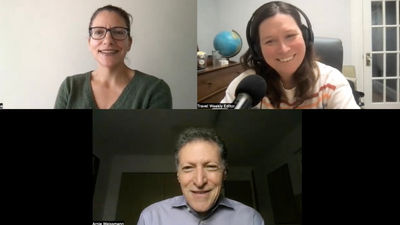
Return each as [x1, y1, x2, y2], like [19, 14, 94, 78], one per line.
[233, 74, 267, 109]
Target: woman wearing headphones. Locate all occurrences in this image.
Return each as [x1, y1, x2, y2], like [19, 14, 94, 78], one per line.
[221, 1, 359, 109]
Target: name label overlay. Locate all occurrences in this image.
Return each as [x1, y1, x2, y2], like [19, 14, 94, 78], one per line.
[197, 103, 235, 109]
[93, 222, 124, 225]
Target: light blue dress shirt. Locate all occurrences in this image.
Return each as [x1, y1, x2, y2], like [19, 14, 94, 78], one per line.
[137, 195, 265, 225]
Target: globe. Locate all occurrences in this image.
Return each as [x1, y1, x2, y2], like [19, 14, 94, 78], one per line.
[213, 30, 242, 58]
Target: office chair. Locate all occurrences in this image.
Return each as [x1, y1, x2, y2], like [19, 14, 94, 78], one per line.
[313, 37, 364, 107]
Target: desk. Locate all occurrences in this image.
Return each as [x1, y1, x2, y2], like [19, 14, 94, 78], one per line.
[197, 61, 245, 103]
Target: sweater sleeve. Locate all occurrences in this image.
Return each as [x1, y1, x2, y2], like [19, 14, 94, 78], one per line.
[323, 67, 360, 109]
[220, 70, 254, 103]
[54, 78, 69, 109]
[220, 77, 237, 103]
[328, 81, 360, 109]
[147, 79, 172, 109]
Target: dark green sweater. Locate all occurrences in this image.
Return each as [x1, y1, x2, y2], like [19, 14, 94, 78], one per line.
[55, 70, 172, 109]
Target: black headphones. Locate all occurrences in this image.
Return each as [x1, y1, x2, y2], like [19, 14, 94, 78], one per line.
[246, 1, 314, 62]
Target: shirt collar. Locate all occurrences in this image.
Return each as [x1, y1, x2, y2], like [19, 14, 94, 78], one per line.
[171, 195, 235, 211]
[171, 195, 187, 208]
[218, 197, 234, 209]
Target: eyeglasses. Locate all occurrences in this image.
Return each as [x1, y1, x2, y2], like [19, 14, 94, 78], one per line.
[89, 27, 130, 40]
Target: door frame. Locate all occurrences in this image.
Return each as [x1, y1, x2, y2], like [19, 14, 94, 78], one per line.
[354, 0, 400, 108]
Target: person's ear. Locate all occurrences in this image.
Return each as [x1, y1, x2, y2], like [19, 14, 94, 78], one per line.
[128, 37, 133, 51]
[88, 37, 95, 53]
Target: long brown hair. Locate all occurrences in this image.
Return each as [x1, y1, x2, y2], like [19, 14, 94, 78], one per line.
[242, 1, 319, 108]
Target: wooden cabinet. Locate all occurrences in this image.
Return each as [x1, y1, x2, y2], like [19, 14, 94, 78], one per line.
[197, 61, 245, 103]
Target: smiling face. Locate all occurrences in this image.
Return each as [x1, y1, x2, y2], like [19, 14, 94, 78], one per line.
[88, 10, 132, 69]
[258, 13, 306, 80]
[177, 140, 225, 214]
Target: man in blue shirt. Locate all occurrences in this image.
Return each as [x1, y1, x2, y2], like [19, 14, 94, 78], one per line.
[137, 128, 265, 225]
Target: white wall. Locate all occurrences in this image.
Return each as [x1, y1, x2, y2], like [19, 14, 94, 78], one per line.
[0, 0, 196, 109]
[198, 0, 352, 65]
[350, 0, 365, 91]
[197, 0, 218, 55]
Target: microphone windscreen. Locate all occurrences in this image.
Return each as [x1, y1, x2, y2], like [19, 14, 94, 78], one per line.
[234, 74, 267, 107]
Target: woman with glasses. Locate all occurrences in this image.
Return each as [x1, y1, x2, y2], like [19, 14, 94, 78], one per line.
[55, 5, 172, 109]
